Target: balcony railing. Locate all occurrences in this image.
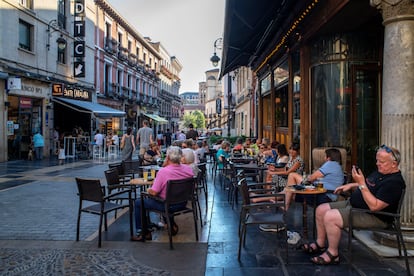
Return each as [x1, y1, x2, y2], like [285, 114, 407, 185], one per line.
[118, 46, 128, 61]
[104, 38, 118, 54]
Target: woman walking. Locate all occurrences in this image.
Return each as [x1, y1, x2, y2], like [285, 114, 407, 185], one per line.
[121, 127, 135, 161]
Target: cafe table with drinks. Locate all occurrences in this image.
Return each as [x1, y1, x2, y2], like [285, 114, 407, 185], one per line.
[286, 180, 326, 240]
[130, 165, 161, 192]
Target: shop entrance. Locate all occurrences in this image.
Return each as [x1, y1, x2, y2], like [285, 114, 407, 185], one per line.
[7, 96, 42, 160]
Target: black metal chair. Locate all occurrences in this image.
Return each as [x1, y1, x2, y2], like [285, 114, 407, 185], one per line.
[196, 162, 208, 214]
[122, 159, 141, 179]
[141, 177, 199, 249]
[75, 177, 133, 247]
[108, 162, 131, 184]
[348, 188, 410, 275]
[238, 178, 288, 262]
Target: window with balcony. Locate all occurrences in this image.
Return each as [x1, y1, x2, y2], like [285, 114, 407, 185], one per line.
[118, 32, 122, 46]
[104, 63, 112, 96]
[19, 19, 32, 51]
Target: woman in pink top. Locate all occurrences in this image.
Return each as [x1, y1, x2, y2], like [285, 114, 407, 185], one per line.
[131, 146, 194, 242]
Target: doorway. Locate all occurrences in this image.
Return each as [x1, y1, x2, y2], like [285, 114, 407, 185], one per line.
[351, 65, 380, 173]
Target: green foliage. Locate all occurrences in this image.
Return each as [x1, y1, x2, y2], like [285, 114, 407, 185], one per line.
[193, 110, 205, 129]
[182, 114, 193, 128]
[182, 111, 206, 129]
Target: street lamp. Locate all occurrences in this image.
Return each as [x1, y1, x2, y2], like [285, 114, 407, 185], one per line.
[47, 19, 67, 51]
[210, 38, 223, 67]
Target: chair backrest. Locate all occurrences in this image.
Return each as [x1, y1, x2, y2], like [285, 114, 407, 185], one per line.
[165, 178, 195, 205]
[312, 147, 347, 172]
[122, 159, 140, 174]
[238, 178, 250, 205]
[76, 177, 104, 202]
[104, 169, 120, 188]
[395, 188, 406, 216]
[109, 162, 124, 175]
[197, 163, 207, 176]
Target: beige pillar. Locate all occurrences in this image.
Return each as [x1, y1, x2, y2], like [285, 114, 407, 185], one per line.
[371, 0, 414, 229]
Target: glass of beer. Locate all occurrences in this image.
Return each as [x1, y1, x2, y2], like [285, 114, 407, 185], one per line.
[151, 168, 156, 179]
[143, 169, 149, 181]
[316, 179, 324, 191]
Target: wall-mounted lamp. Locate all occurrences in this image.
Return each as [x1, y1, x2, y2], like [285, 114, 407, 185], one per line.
[210, 38, 223, 67]
[47, 19, 67, 51]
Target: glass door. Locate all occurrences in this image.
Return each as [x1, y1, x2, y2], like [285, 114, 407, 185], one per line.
[352, 65, 380, 173]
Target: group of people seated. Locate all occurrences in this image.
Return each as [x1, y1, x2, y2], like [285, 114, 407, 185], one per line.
[130, 136, 406, 269]
[214, 137, 405, 266]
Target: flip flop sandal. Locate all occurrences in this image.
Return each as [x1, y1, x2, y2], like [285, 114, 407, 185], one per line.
[302, 241, 326, 254]
[310, 250, 340, 265]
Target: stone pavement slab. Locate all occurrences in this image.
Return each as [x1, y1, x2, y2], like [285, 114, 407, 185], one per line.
[0, 240, 207, 275]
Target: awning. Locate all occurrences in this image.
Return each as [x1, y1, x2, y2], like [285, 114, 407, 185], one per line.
[53, 97, 125, 118]
[220, 0, 295, 77]
[143, 113, 168, 124]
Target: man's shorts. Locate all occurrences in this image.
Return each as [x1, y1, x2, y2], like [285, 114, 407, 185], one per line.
[328, 200, 388, 228]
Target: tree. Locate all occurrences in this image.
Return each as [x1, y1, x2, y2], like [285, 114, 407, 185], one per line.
[182, 111, 206, 130]
[193, 110, 205, 129]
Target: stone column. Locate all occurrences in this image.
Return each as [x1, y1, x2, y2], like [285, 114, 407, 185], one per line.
[371, 0, 414, 236]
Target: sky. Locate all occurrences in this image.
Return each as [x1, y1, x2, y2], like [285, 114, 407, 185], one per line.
[106, 0, 225, 93]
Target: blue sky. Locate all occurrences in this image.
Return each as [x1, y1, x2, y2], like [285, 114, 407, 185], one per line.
[106, 0, 225, 93]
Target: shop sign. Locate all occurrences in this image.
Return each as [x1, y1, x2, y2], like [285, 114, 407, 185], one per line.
[74, 0, 85, 78]
[20, 97, 32, 108]
[8, 80, 48, 97]
[52, 83, 91, 101]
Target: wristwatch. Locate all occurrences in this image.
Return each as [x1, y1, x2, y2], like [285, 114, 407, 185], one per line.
[358, 185, 367, 191]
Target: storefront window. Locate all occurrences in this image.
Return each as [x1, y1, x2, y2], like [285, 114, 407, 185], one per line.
[311, 62, 350, 148]
[275, 85, 288, 127]
[310, 33, 381, 171]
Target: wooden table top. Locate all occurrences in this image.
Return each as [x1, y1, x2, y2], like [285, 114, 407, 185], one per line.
[286, 186, 327, 195]
[129, 178, 154, 186]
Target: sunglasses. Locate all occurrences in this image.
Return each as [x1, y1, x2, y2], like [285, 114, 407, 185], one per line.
[379, 144, 399, 162]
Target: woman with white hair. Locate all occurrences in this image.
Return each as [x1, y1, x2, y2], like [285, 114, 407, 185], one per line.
[181, 148, 200, 176]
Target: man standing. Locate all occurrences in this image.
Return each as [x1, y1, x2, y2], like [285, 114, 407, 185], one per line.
[136, 120, 153, 155]
[164, 128, 172, 147]
[94, 129, 104, 152]
[186, 124, 198, 140]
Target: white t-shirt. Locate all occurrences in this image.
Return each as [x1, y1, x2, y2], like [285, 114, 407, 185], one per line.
[112, 135, 119, 145]
[94, 133, 104, 146]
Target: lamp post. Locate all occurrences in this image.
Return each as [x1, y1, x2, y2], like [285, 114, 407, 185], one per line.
[47, 19, 67, 51]
[210, 38, 223, 67]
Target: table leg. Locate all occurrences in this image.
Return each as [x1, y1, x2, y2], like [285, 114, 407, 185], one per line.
[302, 198, 308, 240]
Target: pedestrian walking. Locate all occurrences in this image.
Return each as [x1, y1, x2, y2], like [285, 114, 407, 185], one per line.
[136, 120, 153, 155]
[121, 127, 136, 161]
[33, 131, 45, 160]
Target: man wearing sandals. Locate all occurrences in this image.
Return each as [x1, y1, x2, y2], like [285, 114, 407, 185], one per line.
[131, 146, 194, 242]
[307, 145, 405, 265]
